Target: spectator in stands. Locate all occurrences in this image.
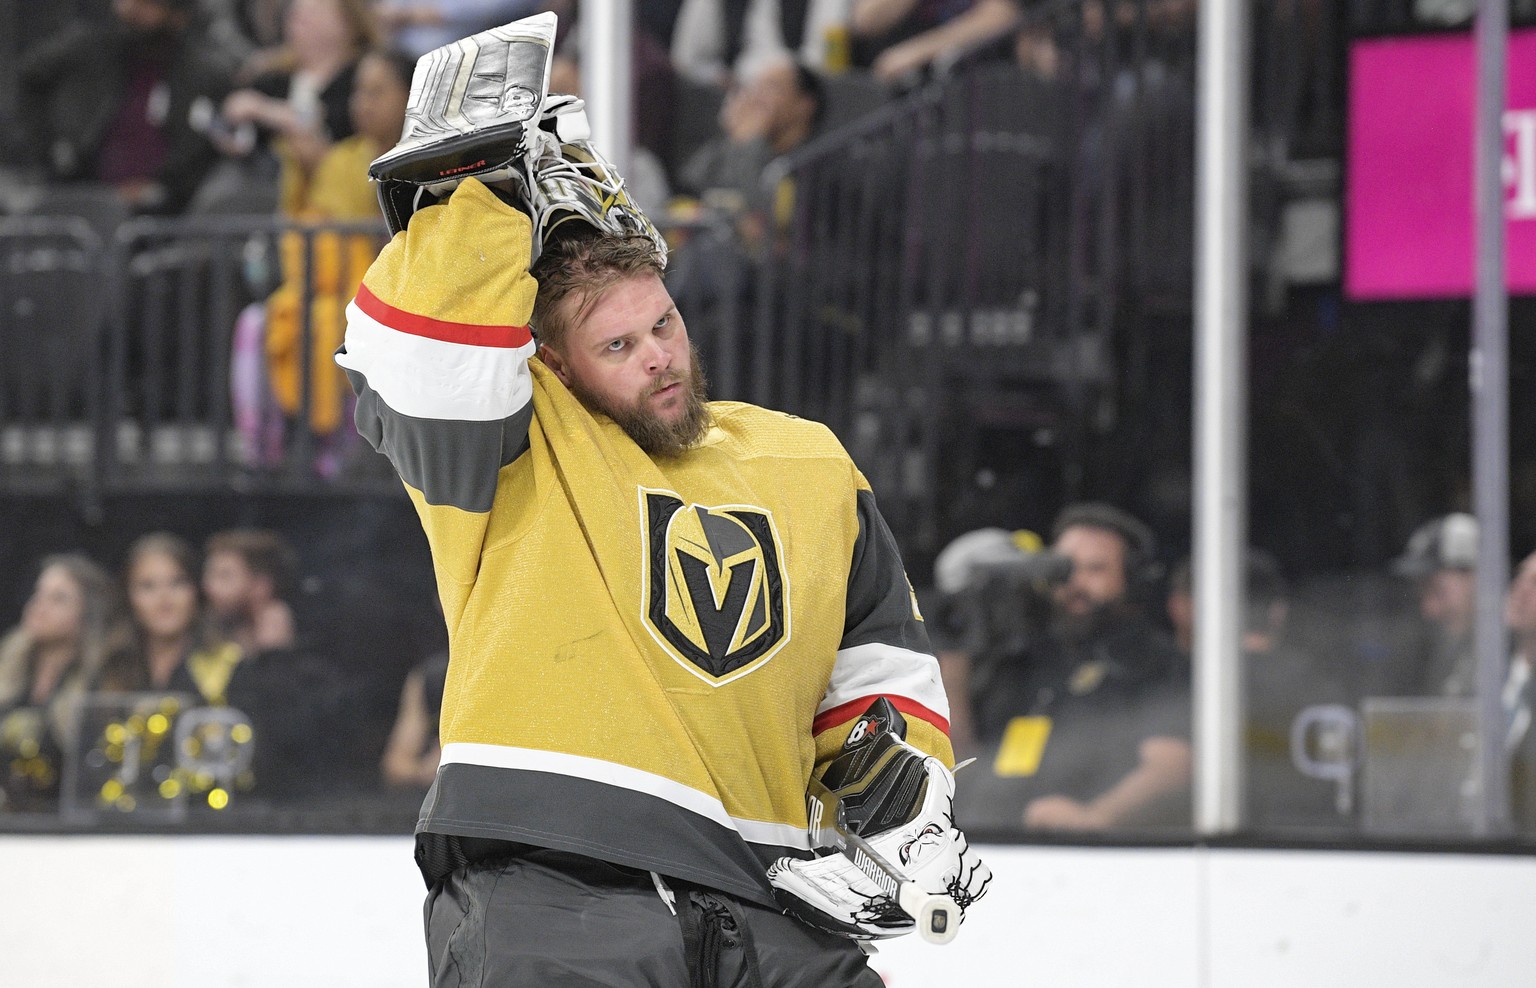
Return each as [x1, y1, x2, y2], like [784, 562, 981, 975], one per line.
[256, 46, 412, 474]
[1506, 548, 1536, 754]
[679, 54, 825, 222]
[201, 528, 342, 800]
[1165, 550, 1349, 828]
[0, 554, 118, 811]
[1505, 548, 1536, 829]
[89, 533, 246, 811]
[850, 0, 1021, 84]
[1392, 512, 1478, 697]
[670, 0, 852, 87]
[381, 649, 449, 789]
[202, 529, 298, 656]
[96, 533, 242, 705]
[1164, 553, 1194, 655]
[375, 0, 544, 59]
[17, 0, 232, 216]
[196, 0, 378, 214]
[947, 503, 1191, 832]
[1238, 550, 1350, 828]
[1412, 0, 1475, 25]
[199, 0, 291, 80]
[547, 31, 676, 216]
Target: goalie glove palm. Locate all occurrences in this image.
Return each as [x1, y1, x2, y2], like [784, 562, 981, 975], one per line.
[768, 701, 991, 939]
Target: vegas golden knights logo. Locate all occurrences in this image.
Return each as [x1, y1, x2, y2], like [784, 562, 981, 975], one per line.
[640, 488, 790, 685]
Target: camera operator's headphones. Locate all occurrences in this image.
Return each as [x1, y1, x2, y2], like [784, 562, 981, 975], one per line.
[1050, 502, 1164, 600]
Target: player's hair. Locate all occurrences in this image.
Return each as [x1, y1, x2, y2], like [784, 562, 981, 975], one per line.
[529, 231, 666, 355]
[205, 529, 298, 599]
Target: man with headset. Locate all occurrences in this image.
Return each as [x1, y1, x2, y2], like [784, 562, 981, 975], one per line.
[942, 502, 1192, 832]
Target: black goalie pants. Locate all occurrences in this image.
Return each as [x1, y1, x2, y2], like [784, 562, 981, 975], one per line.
[424, 848, 884, 988]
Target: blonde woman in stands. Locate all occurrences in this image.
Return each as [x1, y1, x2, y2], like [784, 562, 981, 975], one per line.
[0, 554, 117, 811]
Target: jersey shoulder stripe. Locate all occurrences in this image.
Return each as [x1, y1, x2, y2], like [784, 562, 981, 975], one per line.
[339, 302, 535, 423]
[354, 281, 533, 349]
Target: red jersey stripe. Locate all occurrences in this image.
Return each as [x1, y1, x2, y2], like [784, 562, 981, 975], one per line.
[355, 282, 533, 349]
[813, 694, 951, 738]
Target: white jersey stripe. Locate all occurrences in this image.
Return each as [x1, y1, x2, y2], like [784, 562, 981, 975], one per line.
[340, 300, 536, 422]
[439, 742, 812, 850]
[819, 641, 950, 721]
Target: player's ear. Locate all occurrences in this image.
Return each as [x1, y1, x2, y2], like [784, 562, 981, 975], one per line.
[539, 343, 571, 386]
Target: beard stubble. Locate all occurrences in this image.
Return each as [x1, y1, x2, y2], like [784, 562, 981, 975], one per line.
[565, 345, 713, 457]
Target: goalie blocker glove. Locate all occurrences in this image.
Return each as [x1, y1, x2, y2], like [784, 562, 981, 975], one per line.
[768, 698, 991, 939]
[366, 10, 667, 269]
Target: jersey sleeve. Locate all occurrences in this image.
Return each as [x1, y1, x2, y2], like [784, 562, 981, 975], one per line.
[335, 178, 539, 616]
[812, 481, 954, 767]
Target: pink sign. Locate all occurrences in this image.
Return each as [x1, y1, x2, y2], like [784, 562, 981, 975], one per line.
[1346, 29, 1536, 299]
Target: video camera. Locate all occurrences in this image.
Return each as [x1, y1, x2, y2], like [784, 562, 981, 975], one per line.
[933, 528, 1073, 597]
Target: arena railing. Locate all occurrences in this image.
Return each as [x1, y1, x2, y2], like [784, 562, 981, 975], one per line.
[0, 215, 105, 501]
[0, 210, 744, 509]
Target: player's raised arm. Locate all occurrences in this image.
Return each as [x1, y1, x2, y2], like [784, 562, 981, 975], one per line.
[337, 17, 558, 520]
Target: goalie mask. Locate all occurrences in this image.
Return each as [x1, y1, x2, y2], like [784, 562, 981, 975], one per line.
[521, 119, 669, 270]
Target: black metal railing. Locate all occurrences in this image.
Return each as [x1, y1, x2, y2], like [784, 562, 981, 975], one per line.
[0, 215, 105, 499]
[0, 211, 746, 507]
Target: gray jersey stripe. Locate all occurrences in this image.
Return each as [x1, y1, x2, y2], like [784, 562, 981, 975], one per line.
[842, 488, 932, 654]
[419, 762, 785, 906]
[346, 366, 531, 512]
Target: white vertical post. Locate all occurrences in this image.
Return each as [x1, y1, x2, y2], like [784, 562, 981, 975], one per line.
[1472, 0, 1511, 836]
[1193, 0, 1250, 835]
[580, 0, 634, 178]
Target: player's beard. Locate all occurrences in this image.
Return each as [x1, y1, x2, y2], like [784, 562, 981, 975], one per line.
[567, 345, 713, 457]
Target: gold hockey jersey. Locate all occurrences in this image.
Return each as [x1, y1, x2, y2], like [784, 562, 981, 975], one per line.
[338, 179, 951, 905]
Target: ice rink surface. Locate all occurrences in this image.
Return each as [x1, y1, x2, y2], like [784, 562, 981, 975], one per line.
[5, 837, 1536, 987]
